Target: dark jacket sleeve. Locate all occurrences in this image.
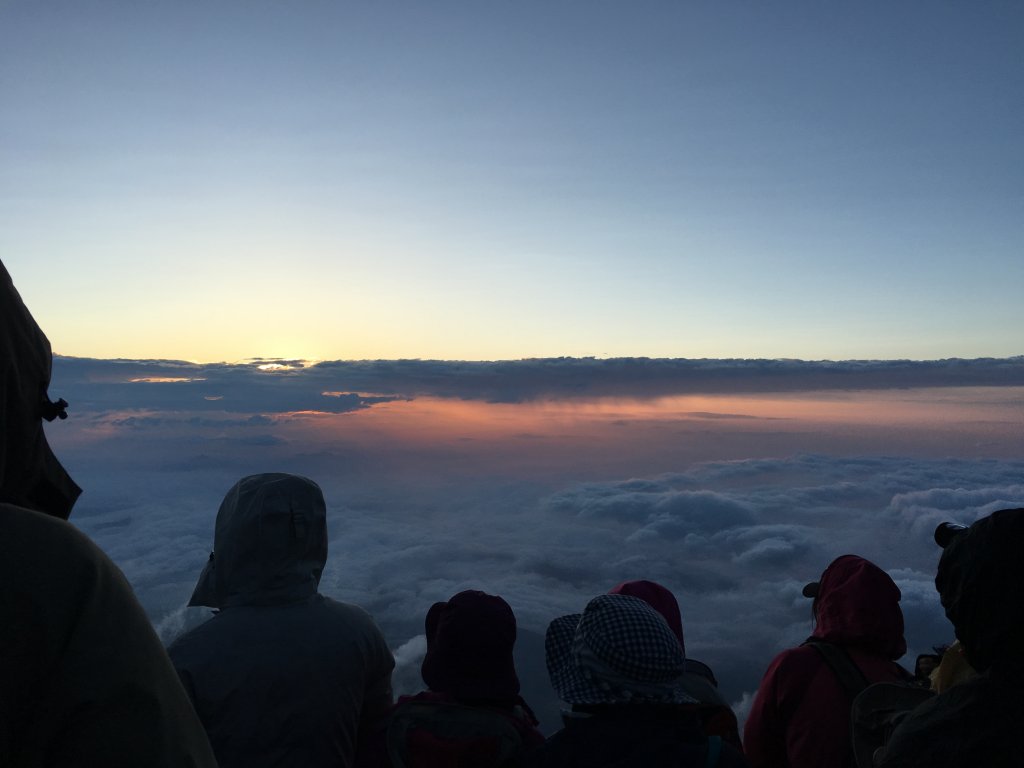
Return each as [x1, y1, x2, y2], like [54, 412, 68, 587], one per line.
[0, 504, 217, 768]
[359, 623, 396, 738]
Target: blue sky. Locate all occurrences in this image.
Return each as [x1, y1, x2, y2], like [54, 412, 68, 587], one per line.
[2, 1, 1022, 361]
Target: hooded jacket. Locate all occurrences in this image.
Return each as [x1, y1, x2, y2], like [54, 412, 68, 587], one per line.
[169, 473, 395, 768]
[0, 259, 80, 518]
[1, 259, 216, 766]
[743, 555, 909, 768]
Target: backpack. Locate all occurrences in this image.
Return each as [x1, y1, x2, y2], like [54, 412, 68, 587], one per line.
[384, 699, 528, 768]
[850, 682, 934, 767]
[805, 640, 934, 768]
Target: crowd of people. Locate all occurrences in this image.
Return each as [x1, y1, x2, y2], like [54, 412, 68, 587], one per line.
[4, 256, 1023, 768]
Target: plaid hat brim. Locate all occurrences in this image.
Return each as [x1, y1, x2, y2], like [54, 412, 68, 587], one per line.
[545, 609, 698, 706]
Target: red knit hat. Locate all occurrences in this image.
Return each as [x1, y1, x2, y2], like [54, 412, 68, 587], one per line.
[609, 579, 685, 654]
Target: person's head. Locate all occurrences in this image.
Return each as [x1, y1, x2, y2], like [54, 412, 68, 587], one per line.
[608, 579, 685, 653]
[420, 590, 520, 702]
[0, 259, 80, 518]
[934, 508, 1024, 674]
[188, 473, 327, 609]
[803, 554, 906, 659]
[545, 593, 696, 707]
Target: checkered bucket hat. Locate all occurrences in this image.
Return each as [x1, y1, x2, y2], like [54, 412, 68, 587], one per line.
[545, 593, 696, 705]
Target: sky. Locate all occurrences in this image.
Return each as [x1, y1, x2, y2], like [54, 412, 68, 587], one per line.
[2, 1, 1023, 361]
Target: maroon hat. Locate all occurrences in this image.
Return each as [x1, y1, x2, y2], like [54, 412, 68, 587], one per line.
[420, 590, 520, 701]
[609, 579, 686, 655]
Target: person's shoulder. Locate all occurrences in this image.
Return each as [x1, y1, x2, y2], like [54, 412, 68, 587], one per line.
[0, 502, 124, 590]
[762, 644, 821, 677]
[314, 595, 391, 646]
[1, 502, 98, 555]
[318, 595, 381, 624]
[165, 612, 219, 661]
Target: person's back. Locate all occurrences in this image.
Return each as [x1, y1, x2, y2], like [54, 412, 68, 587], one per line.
[743, 555, 909, 768]
[879, 510, 1024, 768]
[169, 473, 394, 768]
[358, 590, 543, 768]
[533, 704, 743, 768]
[0, 502, 219, 767]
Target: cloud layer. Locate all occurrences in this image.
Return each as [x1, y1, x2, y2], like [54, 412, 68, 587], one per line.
[43, 356, 1024, 733]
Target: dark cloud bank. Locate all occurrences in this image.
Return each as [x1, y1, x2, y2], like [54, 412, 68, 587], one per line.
[52, 354, 1024, 412]
[45, 355, 1024, 733]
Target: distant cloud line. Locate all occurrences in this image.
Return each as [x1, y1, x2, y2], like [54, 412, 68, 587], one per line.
[52, 355, 1024, 414]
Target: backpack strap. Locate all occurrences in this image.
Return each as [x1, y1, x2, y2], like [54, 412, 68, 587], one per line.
[704, 735, 722, 768]
[804, 640, 871, 702]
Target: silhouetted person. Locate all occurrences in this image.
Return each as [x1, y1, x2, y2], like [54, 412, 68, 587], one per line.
[530, 593, 748, 767]
[358, 589, 543, 767]
[0, 259, 217, 766]
[169, 472, 395, 768]
[879, 509, 1024, 767]
[743, 555, 910, 768]
[608, 579, 742, 750]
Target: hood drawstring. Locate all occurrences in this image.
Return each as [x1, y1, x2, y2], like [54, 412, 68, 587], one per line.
[40, 392, 69, 422]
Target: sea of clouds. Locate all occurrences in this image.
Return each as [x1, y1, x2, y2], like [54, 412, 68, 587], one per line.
[48, 355, 1024, 732]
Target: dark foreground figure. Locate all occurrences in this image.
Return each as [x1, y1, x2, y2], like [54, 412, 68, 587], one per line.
[0, 503, 218, 767]
[878, 508, 1024, 768]
[169, 472, 395, 767]
[530, 593, 748, 768]
[0, 259, 216, 766]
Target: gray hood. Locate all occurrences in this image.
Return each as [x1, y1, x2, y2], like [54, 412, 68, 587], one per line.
[0, 259, 81, 519]
[189, 473, 328, 609]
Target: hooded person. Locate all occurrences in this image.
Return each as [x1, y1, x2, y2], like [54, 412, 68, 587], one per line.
[743, 555, 910, 768]
[356, 589, 544, 768]
[608, 580, 743, 750]
[529, 593, 749, 768]
[878, 508, 1024, 768]
[168, 472, 395, 768]
[0, 259, 217, 767]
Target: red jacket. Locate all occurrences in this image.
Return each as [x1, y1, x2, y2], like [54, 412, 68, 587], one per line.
[743, 555, 910, 768]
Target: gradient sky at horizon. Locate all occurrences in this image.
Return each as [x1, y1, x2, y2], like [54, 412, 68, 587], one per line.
[2, 1, 1022, 362]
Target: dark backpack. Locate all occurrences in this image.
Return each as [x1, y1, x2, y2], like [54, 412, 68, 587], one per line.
[384, 700, 527, 768]
[805, 641, 934, 768]
[850, 681, 935, 767]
